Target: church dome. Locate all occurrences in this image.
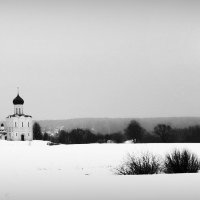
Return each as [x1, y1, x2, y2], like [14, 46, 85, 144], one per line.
[13, 94, 24, 105]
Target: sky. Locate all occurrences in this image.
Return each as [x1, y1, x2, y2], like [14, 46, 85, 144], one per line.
[0, 0, 200, 120]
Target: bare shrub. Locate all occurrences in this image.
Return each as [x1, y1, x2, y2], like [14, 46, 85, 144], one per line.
[116, 153, 161, 175]
[164, 149, 200, 173]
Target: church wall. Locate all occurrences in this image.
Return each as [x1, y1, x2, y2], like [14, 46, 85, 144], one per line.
[6, 116, 33, 141]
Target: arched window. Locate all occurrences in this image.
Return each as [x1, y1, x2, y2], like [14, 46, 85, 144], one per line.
[28, 122, 29, 127]
[22, 122, 23, 127]
[15, 122, 17, 127]
[16, 133, 17, 136]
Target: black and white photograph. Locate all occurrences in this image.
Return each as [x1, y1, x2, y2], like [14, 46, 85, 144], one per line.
[0, 0, 200, 199]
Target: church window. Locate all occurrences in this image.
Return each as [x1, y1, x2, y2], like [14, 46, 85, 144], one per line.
[28, 122, 29, 127]
[16, 133, 17, 136]
[22, 122, 23, 127]
[15, 122, 17, 127]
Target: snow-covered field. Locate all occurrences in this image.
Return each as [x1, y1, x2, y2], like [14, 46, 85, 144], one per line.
[0, 141, 200, 200]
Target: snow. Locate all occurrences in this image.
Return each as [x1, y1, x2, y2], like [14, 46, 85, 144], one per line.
[0, 141, 200, 200]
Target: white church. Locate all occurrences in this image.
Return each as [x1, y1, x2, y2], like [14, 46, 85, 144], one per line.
[0, 93, 33, 141]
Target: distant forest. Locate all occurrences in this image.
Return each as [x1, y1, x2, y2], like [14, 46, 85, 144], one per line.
[37, 117, 200, 134]
[33, 119, 200, 144]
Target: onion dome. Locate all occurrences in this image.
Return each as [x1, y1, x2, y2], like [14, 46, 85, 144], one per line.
[13, 94, 24, 105]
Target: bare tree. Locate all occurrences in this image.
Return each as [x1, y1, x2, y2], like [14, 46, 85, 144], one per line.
[124, 120, 144, 142]
[154, 124, 172, 142]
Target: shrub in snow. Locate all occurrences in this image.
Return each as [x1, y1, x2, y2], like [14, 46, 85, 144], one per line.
[164, 149, 200, 174]
[116, 153, 161, 175]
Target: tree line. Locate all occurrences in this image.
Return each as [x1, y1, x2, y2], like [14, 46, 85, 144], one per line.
[33, 120, 200, 144]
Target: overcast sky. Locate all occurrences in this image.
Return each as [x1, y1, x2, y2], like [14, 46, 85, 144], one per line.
[0, 0, 200, 120]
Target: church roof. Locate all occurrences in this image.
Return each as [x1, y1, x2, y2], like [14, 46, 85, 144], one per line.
[7, 114, 32, 118]
[13, 94, 24, 105]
